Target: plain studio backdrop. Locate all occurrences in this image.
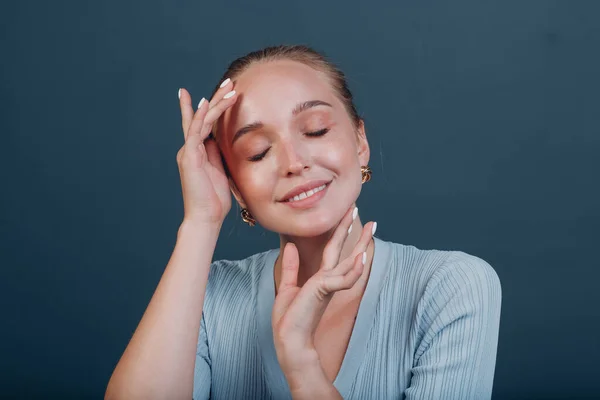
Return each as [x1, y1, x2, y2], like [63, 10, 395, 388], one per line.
[1, 1, 598, 399]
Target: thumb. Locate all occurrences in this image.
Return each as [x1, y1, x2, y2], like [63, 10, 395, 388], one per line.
[205, 137, 226, 175]
[279, 242, 299, 292]
[272, 243, 299, 324]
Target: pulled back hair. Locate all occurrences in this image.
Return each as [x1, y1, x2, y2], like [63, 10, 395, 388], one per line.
[211, 44, 361, 135]
[210, 45, 362, 178]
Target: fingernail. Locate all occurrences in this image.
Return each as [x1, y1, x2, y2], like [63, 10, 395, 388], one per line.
[372, 222, 377, 236]
[178, 88, 181, 99]
[197, 97, 206, 109]
[347, 225, 353, 235]
[362, 251, 367, 265]
[220, 78, 231, 88]
[223, 90, 236, 99]
[352, 207, 358, 220]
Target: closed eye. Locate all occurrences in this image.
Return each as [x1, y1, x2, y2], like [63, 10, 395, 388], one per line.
[248, 148, 270, 162]
[305, 128, 329, 137]
[247, 128, 329, 162]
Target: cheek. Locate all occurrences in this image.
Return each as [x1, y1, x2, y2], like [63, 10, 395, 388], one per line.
[315, 134, 357, 170]
[234, 163, 274, 203]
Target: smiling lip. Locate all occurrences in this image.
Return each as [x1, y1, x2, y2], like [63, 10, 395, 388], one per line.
[279, 179, 332, 202]
[281, 182, 330, 209]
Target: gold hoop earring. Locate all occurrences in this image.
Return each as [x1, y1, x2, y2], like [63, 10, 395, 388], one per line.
[240, 208, 256, 227]
[361, 165, 372, 183]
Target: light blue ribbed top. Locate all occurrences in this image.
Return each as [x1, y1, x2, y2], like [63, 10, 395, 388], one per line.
[193, 236, 502, 399]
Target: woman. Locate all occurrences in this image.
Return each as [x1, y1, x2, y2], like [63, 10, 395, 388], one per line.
[105, 45, 502, 400]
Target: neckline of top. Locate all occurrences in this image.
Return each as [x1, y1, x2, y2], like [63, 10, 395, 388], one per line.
[256, 236, 394, 399]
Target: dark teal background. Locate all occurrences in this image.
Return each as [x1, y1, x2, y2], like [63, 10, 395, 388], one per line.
[1, 0, 599, 398]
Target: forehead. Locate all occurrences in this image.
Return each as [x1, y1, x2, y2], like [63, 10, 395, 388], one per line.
[219, 60, 337, 139]
[235, 59, 332, 96]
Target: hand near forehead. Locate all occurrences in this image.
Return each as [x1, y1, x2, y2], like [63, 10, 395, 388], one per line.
[176, 80, 237, 224]
[271, 205, 376, 389]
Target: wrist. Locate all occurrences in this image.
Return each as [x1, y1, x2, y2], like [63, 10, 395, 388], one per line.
[287, 365, 341, 399]
[278, 346, 321, 380]
[178, 218, 222, 238]
[285, 361, 325, 392]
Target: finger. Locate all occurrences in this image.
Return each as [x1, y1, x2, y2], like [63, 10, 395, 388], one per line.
[321, 252, 365, 293]
[321, 205, 358, 271]
[346, 221, 376, 261]
[184, 97, 210, 150]
[199, 89, 238, 139]
[279, 243, 299, 291]
[329, 250, 366, 277]
[329, 221, 375, 276]
[272, 243, 301, 325]
[179, 88, 195, 140]
[209, 78, 234, 108]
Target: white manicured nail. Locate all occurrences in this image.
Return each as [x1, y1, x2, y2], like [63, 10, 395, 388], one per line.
[220, 78, 231, 88]
[223, 90, 236, 99]
[362, 251, 367, 265]
[178, 88, 181, 99]
[352, 207, 358, 220]
[347, 225, 353, 235]
[372, 222, 377, 236]
[197, 97, 206, 109]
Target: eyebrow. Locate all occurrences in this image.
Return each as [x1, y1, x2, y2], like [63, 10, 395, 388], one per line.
[232, 100, 333, 145]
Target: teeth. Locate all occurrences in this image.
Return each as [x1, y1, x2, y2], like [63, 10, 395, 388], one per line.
[287, 184, 327, 202]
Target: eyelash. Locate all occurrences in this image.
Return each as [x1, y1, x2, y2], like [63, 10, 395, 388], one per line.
[305, 128, 329, 137]
[247, 128, 330, 162]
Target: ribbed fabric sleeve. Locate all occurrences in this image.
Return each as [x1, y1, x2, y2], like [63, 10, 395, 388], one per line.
[403, 251, 502, 400]
[193, 312, 211, 399]
[192, 238, 502, 400]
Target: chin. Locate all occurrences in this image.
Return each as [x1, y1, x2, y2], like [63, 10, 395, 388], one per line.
[272, 203, 352, 237]
[288, 220, 336, 238]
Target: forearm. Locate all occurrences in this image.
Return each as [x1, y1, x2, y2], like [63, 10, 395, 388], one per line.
[105, 220, 221, 400]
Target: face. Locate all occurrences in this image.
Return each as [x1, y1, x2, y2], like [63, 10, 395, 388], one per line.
[217, 60, 370, 236]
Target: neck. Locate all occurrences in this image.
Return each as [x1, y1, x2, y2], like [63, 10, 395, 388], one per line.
[273, 215, 368, 294]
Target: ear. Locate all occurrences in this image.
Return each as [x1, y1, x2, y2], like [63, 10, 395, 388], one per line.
[229, 177, 247, 209]
[356, 119, 370, 167]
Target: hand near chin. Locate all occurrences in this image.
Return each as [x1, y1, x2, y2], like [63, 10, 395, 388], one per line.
[271, 206, 375, 387]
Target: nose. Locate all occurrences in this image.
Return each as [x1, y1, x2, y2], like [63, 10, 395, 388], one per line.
[279, 138, 309, 176]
